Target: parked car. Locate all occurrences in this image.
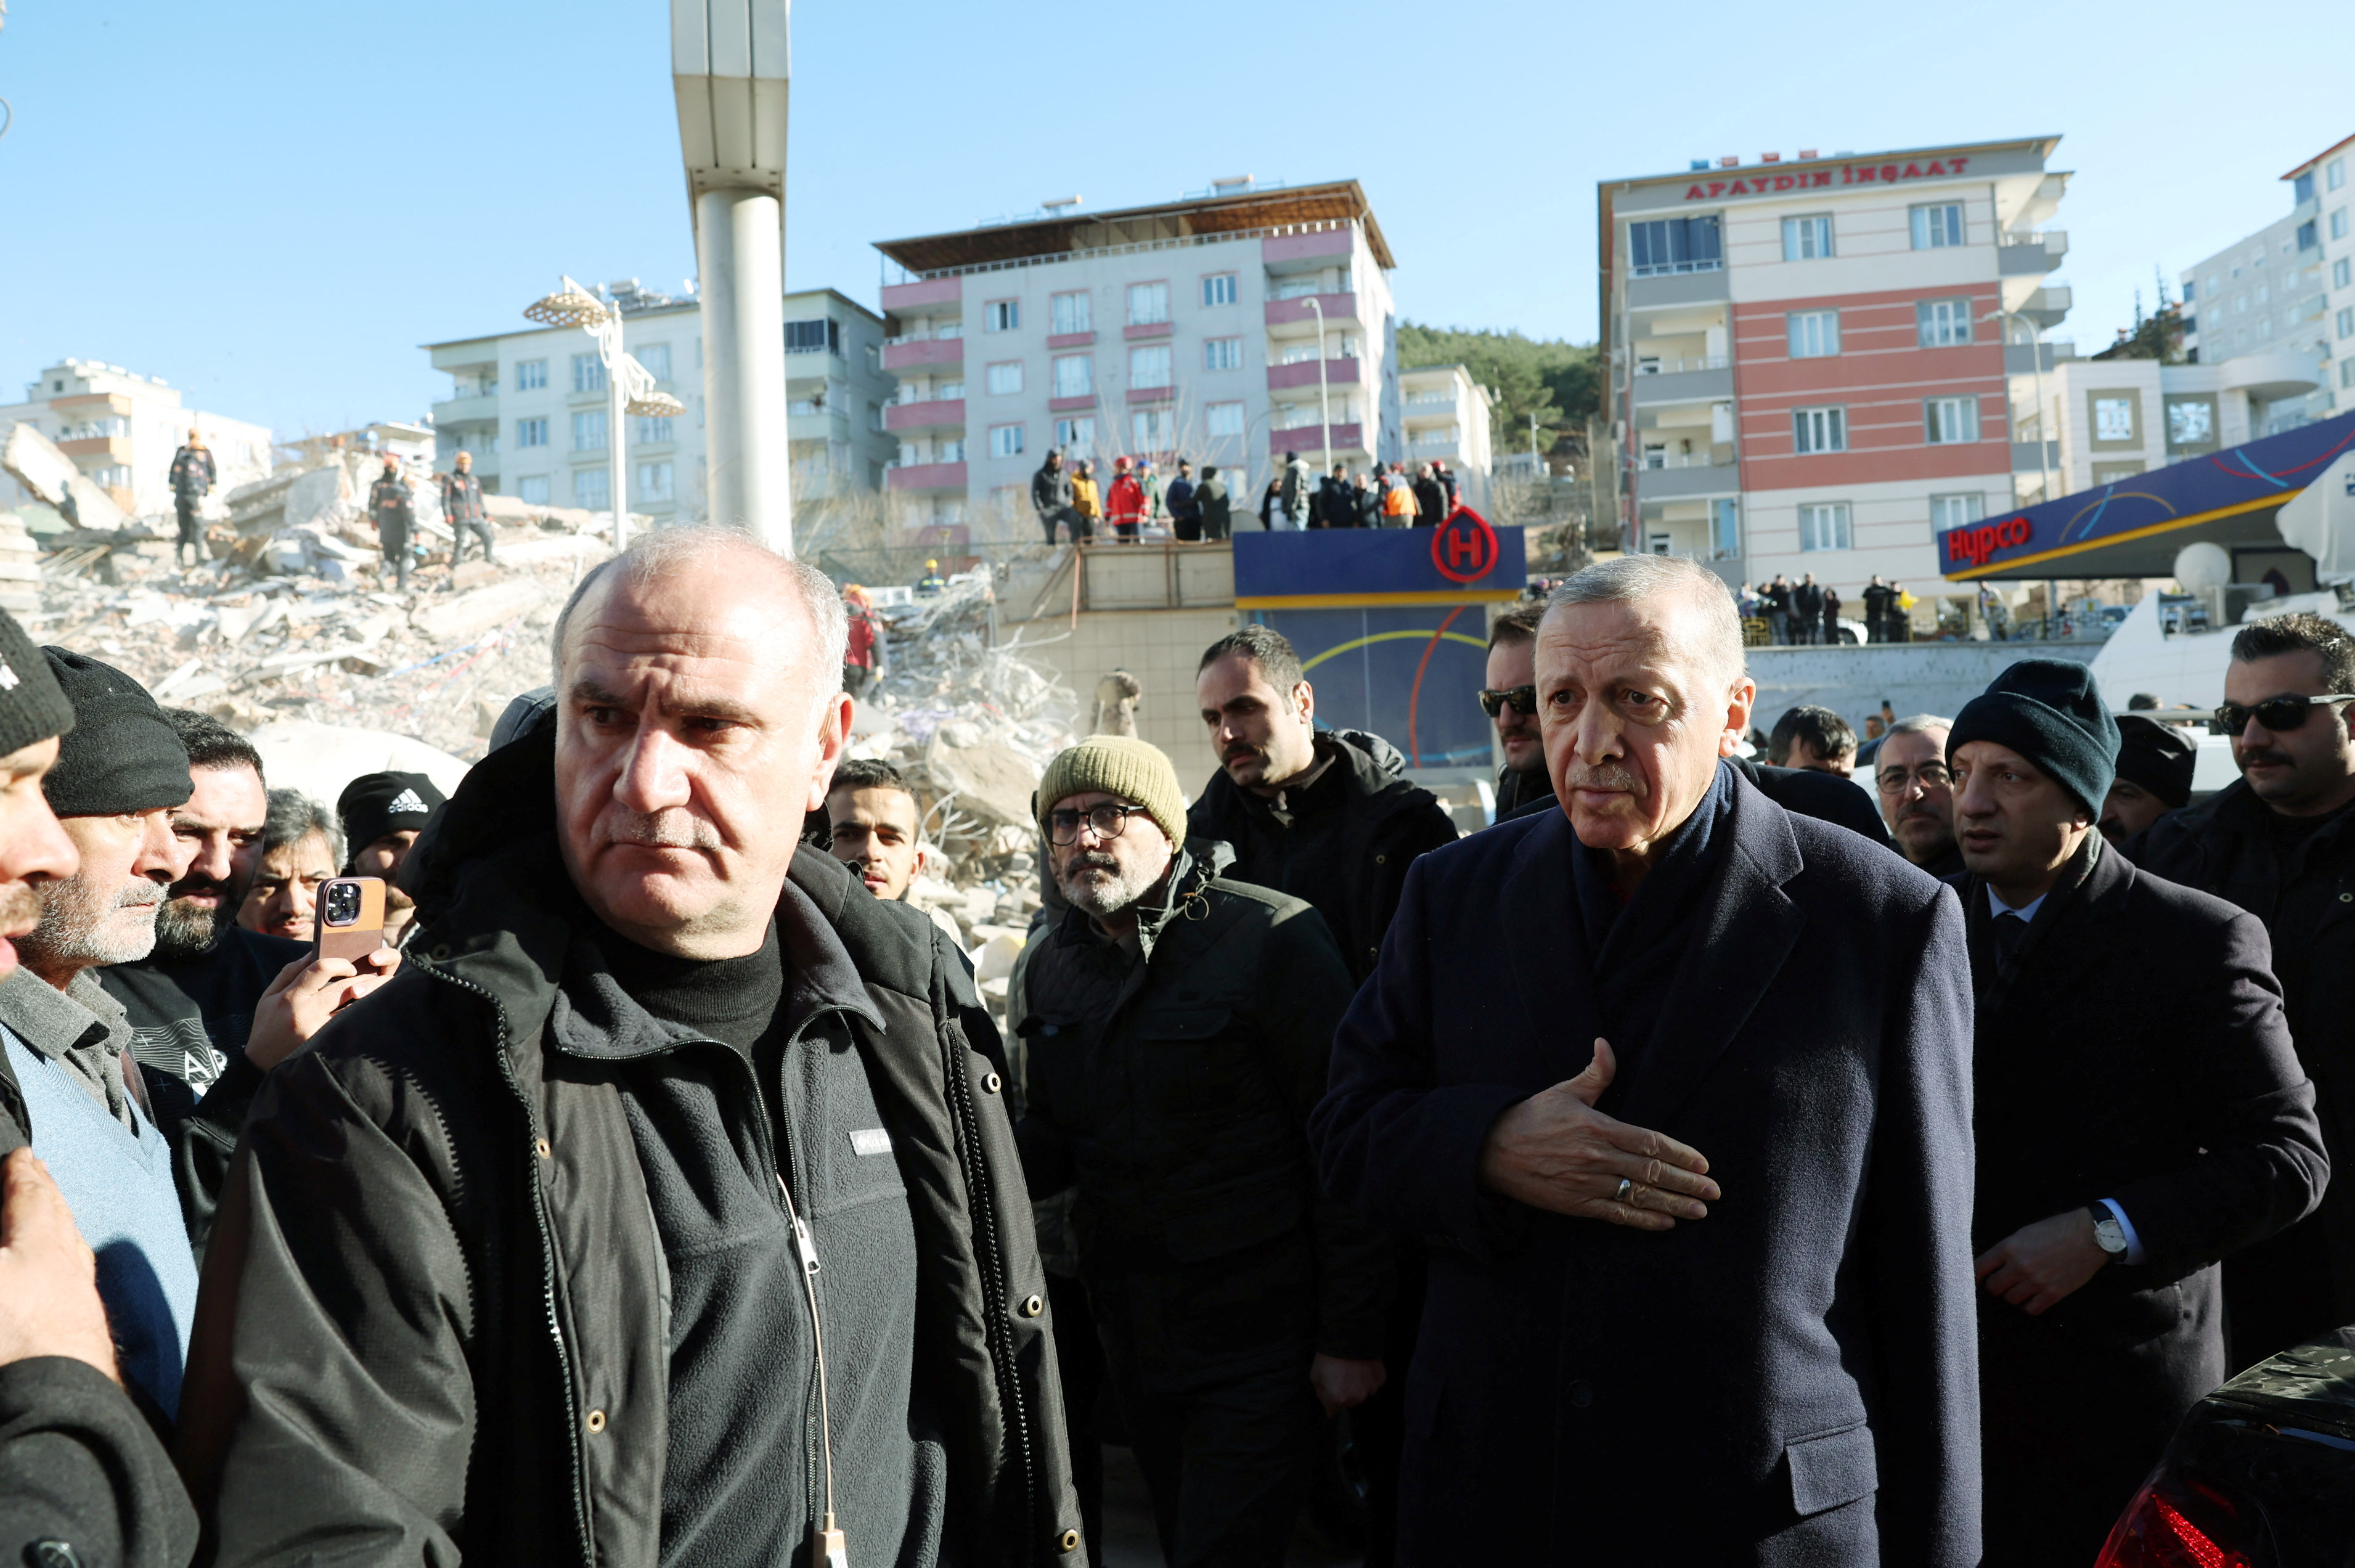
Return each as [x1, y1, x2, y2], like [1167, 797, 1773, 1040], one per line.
[2097, 1328, 2355, 1564]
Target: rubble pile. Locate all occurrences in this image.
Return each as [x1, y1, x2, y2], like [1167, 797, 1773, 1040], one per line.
[844, 566, 1082, 989]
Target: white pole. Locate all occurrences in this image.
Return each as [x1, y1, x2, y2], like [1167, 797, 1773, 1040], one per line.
[1308, 296, 1331, 472]
[698, 188, 792, 553]
[609, 339, 629, 553]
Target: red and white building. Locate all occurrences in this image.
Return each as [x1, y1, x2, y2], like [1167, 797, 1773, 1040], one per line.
[1598, 136, 2071, 621]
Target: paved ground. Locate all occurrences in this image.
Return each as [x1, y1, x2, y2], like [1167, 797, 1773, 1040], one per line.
[1094, 1444, 1364, 1567]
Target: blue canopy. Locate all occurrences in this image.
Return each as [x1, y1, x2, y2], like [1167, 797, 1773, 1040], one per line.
[1941, 407, 2355, 581]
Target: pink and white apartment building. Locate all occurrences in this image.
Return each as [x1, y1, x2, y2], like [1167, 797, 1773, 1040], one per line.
[1599, 136, 2072, 613]
[871, 181, 1399, 541]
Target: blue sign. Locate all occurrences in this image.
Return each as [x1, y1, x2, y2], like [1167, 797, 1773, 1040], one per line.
[1265, 605, 1495, 769]
[1233, 505, 1528, 607]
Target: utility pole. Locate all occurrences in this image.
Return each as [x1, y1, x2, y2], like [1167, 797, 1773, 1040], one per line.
[672, 0, 793, 554]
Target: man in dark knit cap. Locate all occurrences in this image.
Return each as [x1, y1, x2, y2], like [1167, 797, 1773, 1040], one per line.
[0, 615, 200, 1568]
[1948, 658, 2326, 1567]
[2099, 712, 2197, 845]
[335, 769, 443, 949]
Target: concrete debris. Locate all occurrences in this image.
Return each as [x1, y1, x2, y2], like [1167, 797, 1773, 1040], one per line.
[2, 423, 130, 533]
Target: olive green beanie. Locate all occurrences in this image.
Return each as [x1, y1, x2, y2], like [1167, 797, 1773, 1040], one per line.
[1034, 735, 1188, 847]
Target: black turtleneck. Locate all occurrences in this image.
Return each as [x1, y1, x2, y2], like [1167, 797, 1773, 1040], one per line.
[587, 918, 783, 1061]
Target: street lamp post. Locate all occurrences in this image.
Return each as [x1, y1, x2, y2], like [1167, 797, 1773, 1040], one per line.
[1305, 296, 1333, 473]
[1986, 306, 2057, 639]
[527, 276, 686, 553]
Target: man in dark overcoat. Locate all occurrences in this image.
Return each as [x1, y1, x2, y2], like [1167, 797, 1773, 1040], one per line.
[1945, 659, 2327, 1566]
[1311, 553, 1980, 1565]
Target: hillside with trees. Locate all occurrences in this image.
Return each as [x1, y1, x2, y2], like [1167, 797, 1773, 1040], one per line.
[1395, 322, 1601, 463]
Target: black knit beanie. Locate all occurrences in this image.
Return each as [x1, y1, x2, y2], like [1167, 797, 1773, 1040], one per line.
[1946, 658, 2120, 816]
[2112, 713, 2197, 810]
[337, 770, 446, 854]
[40, 648, 192, 817]
[0, 612, 75, 759]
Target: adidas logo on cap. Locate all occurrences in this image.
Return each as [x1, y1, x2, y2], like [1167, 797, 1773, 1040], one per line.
[388, 788, 430, 816]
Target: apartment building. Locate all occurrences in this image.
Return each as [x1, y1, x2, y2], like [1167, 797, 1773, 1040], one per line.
[2296, 137, 2355, 415]
[1398, 364, 1496, 488]
[422, 283, 895, 520]
[0, 359, 273, 517]
[871, 180, 1399, 541]
[2177, 150, 2341, 431]
[1598, 136, 2070, 614]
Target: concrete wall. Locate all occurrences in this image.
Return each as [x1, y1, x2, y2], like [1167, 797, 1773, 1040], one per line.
[1745, 641, 2098, 734]
[1006, 605, 1241, 788]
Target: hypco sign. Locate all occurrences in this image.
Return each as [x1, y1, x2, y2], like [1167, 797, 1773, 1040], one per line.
[1685, 156, 1972, 202]
[1945, 515, 2033, 569]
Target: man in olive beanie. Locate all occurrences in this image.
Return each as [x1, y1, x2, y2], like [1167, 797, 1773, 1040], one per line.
[0, 649, 201, 1425]
[1016, 733, 1390, 1566]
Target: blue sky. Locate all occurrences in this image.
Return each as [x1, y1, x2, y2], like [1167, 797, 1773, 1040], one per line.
[1, 0, 2345, 441]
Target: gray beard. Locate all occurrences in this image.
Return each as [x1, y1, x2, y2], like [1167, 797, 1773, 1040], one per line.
[24, 876, 164, 970]
[1056, 854, 1160, 920]
[150, 896, 227, 962]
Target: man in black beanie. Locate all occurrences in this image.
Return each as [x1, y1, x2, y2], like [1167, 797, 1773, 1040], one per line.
[336, 769, 443, 949]
[2100, 712, 2197, 844]
[1948, 658, 2327, 1566]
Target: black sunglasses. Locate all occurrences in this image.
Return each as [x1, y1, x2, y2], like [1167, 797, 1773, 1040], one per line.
[1479, 685, 1537, 718]
[2210, 693, 2355, 735]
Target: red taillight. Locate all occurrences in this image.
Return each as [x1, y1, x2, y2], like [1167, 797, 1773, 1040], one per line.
[2097, 1477, 2256, 1568]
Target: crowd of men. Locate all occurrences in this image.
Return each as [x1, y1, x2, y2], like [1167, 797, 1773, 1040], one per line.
[1031, 448, 1466, 545]
[5, 526, 2355, 1568]
[1743, 571, 1917, 645]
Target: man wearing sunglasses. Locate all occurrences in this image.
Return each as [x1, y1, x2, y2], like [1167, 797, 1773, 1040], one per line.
[2129, 611, 2355, 1370]
[1481, 604, 1553, 823]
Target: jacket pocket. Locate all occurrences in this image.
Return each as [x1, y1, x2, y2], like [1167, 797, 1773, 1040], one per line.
[1786, 1422, 1877, 1517]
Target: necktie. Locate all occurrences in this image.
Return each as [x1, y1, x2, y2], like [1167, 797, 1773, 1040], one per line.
[1991, 910, 2030, 963]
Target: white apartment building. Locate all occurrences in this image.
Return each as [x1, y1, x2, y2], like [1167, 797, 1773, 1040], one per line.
[1, 359, 273, 518]
[1398, 364, 1495, 484]
[422, 282, 896, 520]
[2177, 149, 2341, 431]
[2286, 136, 2354, 415]
[1599, 136, 2070, 614]
[2025, 351, 2322, 496]
[871, 180, 1400, 540]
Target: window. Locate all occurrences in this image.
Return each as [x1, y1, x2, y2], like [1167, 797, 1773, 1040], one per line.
[2206, 274, 2221, 298]
[1054, 416, 1095, 454]
[937, 380, 965, 401]
[2094, 397, 2134, 442]
[637, 343, 672, 382]
[515, 417, 548, 448]
[986, 361, 1024, 396]
[2339, 307, 2354, 341]
[515, 358, 548, 391]
[1201, 273, 1238, 307]
[984, 300, 1020, 333]
[574, 468, 610, 508]
[1930, 494, 1984, 533]
[2235, 293, 2248, 314]
[1781, 215, 1834, 261]
[2167, 399, 2214, 446]
[1917, 298, 1974, 347]
[1797, 502, 1851, 552]
[1628, 214, 1722, 276]
[1052, 355, 1092, 398]
[2343, 360, 2355, 391]
[635, 461, 674, 502]
[988, 423, 1024, 458]
[1205, 401, 1245, 437]
[868, 402, 883, 431]
[2330, 157, 2347, 192]
[785, 319, 841, 354]
[2336, 259, 2352, 289]
[2181, 279, 2197, 301]
[572, 410, 608, 451]
[2333, 208, 2351, 241]
[2298, 222, 2319, 251]
[2295, 172, 2317, 205]
[635, 415, 673, 444]
[1924, 396, 1981, 445]
[1129, 345, 1172, 388]
[1204, 337, 1243, 370]
[1786, 311, 1840, 358]
[1051, 292, 1091, 335]
[571, 353, 606, 393]
[516, 475, 551, 504]
[1710, 498, 1740, 559]
[1132, 409, 1174, 451]
[1127, 282, 1170, 326]
[1909, 203, 1965, 249]
[1792, 406, 1846, 454]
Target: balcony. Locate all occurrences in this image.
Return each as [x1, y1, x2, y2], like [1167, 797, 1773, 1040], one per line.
[1126, 384, 1177, 405]
[884, 398, 966, 435]
[1267, 357, 1362, 392]
[56, 436, 133, 462]
[1998, 232, 2066, 278]
[1267, 422, 1366, 455]
[1635, 457, 1737, 502]
[1047, 331, 1095, 349]
[1402, 391, 1457, 415]
[1264, 292, 1358, 329]
[1627, 270, 1729, 311]
[2011, 439, 2059, 473]
[432, 393, 501, 427]
[885, 460, 967, 494]
[2004, 342, 2063, 375]
[1631, 359, 1733, 405]
[2016, 285, 2071, 330]
[881, 277, 961, 312]
[882, 337, 965, 373]
[2219, 349, 2324, 402]
[1122, 321, 1173, 340]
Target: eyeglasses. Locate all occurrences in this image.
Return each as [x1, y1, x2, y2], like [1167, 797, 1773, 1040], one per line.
[1046, 802, 1149, 846]
[1875, 762, 1954, 797]
[1479, 685, 1537, 718]
[2210, 694, 2355, 735]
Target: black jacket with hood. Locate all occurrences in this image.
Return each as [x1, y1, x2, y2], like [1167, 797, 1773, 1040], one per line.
[1188, 729, 1458, 984]
[178, 726, 1086, 1568]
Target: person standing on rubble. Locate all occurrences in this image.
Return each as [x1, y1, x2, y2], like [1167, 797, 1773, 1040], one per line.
[367, 455, 415, 591]
[437, 452, 493, 567]
[168, 429, 215, 570]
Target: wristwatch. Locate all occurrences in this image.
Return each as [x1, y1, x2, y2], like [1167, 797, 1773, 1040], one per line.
[2087, 1205, 2129, 1263]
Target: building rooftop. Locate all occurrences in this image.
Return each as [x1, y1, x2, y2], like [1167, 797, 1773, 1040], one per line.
[2284, 133, 2355, 181]
[873, 179, 1395, 276]
[1594, 134, 2062, 192]
[418, 284, 878, 354]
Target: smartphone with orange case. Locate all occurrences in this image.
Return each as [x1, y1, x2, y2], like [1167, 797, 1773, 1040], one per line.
[314, 876, 388, 962]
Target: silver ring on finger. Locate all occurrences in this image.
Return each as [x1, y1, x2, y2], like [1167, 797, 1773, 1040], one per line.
[1616, 1177, 1636, 1206]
